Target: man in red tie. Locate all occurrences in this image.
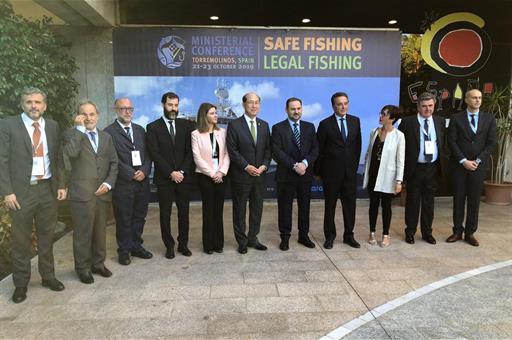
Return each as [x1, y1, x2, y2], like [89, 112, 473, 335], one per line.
[0, 87, 67, 303]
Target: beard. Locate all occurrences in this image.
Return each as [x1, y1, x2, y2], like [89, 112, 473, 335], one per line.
[164, 107, 178, 120]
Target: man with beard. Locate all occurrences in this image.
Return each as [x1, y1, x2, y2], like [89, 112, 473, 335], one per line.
[105, 98, 153, 265]
[0, 87, 67, 303]
[146, 92, 195, 258]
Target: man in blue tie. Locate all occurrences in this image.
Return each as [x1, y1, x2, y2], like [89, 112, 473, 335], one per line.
[271, 97, 319, 250]
[447, 89, 496, 246]
[315, 92, 362, 249]
[63, 100, 118, 284]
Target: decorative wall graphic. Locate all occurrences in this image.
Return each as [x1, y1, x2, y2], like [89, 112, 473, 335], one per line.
[421, 12, 492, 76]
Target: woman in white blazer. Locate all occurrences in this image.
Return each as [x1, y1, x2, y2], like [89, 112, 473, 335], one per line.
[191, 103, 230, 254]
[362, 105, 405, 247]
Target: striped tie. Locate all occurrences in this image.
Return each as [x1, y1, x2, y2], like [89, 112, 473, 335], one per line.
[293, 122, 300, 148]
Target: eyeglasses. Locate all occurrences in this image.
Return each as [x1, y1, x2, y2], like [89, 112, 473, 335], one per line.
[118, 107, 134, 113]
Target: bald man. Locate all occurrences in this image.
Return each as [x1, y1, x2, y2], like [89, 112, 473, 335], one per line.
[447, 89, 496, 246]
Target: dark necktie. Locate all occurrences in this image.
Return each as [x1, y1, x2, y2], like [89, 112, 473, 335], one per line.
[423, 119, 432, 162]
[339, 117, 347, 142]
[293, 122, 300, 148]
[89, 131, 97, 152]
[169, 120, 175, 143]
[124, 127, 132, 142]
[470, 114, 477, 136]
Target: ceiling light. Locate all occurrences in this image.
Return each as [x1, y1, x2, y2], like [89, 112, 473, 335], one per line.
[388, 19, 398, 25]
[302, 18, 311, 24]
[210, 16, 219, 21]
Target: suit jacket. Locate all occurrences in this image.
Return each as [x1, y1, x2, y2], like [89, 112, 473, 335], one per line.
[362, 128, 405, 194]
[62, 128, 118, 202]
[0, 115, 64, 199]
[315, 113, 362, 182]
[191, 128, 230, 177]
[226, 115, 271, 183]
[448, 111, 496, 170]
[104, 120, 152, 188]
[146, 117, 195, 185]
[271, 119, 319, 182]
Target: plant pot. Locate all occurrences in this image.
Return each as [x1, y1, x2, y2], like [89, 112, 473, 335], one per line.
[483, 181, 512, 205]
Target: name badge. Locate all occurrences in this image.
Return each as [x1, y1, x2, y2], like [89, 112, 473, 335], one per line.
[131, 150, 142, 166]
[212, 158, 219, 172]
[32, 157, 45, 176]
[424, 141, 435, 155]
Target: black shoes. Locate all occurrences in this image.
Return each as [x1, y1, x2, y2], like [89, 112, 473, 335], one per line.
[118, 253, 131, 265]
[12, 287, 27, 303]
[214, 248, 223, 253]
[247, 242, 268, 251]
[422, 235, 437, 244]
[42, 278, 65, 291]
[324, 239, 333, 249]
[298, 237, 316, 248]
[405, 234, 415, 244]
[178, 245, 192, 257]
[91, 266, 112, 278]
[165, 247, 175, 259]
[78, 272, 94, 284]
[279, 239, 289, 251]
[343, 238, 361, 248]
[131, 247, 153, 259]
[205, 250, 214, 254]
[238, 245, 248, 254]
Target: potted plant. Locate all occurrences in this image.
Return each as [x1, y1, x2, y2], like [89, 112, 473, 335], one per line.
[481, 86, 512, 205]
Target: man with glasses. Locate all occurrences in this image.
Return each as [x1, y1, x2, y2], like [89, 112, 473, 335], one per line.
[105, 98, 153, 265]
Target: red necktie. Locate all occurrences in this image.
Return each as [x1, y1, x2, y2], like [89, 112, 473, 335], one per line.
[32, 122, 44, 178]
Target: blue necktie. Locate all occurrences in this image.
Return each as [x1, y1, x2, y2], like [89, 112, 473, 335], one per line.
[293, 122, 300, 148]
[89, 131, 97, 152]
[339, 118, 347, 142]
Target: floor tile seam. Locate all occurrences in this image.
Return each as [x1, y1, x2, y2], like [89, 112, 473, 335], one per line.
[321, 258, 512, 340]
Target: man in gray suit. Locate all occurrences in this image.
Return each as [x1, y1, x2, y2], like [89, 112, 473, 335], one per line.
[0, 87, 67, 303]
[63, 100, 118, 284]
[226, 92, 271, 254]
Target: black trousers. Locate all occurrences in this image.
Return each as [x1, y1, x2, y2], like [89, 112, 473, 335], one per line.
[452, 163, 486, 235]
[277, 180, 312, 240]
[231, 177, 264, 247]
[405, 163, 438, 237]
[157, 182, 190, 249]
[112, 180, 150, 255]
[368, 188, 394, 235]
[323, 177, 357, 241]
[10, 180, 57, 287]
[197, 174, 225, 252]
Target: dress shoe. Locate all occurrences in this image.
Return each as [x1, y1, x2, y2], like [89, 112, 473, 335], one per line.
[464, 234, 479, 247]
[298, 237, 316, 248]
[12, 287, 27, 303]
[422, 235, 437, 245]
[91, 266, 112, 278]
[247, 242, 268, 251]
[165, 247, 175, 259]
[178, 245, 192, 256]
[214, 248, 223, 253]
[405, 234, 415, 244]
[279, 239, 289, 251]
[238, 245, 248, 254]
[446, 233, 463, 243]
[42, 278, 65, 291]
[78, 272, 94, 284]
[131, 247, 153, 259]
[368, 232, 377, 245]
[205, 250, 213, 254]
[323, 239, 333, 249]
[118, 253, 131, 265]
[343, 238, 361, 248]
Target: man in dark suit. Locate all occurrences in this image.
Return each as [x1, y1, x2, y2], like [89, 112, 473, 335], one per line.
[399, 92, 446, 245]
[104, 98, 153, 265]
[227, 92, 271, 254]
[146, 92, 195, 259]
[0, 87, 66, 303]
[315, 92, 362, 249]
[63, 100, 118, 284]
[447, 89, 496, 246]
[271, 97, 319, 251]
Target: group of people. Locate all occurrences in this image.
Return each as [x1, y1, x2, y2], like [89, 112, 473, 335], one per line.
[0, 87, 495, 304]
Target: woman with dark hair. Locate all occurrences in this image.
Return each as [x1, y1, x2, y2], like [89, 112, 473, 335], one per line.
[362, 105, 405, 247]
[191, 103, 230, 254]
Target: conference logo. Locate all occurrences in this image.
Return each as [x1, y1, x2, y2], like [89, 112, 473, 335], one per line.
[157, 35, 186, 69]
[421, 12, 492, 76]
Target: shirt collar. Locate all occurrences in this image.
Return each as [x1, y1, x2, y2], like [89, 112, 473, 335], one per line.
[117, 119, 132, 129]
[244, 113, 256, 124]
[288, 118, 300, 126]
[467, 110, 479, 117]
[417, 113, 432, 123]
[21, 112, 45, 128]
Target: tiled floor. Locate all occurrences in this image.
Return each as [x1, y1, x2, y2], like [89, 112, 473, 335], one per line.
[0, 198, 511, 339]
